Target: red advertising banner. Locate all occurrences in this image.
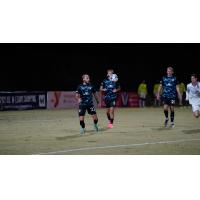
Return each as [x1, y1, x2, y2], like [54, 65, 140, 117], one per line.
[47, 91, 139, 109]
[100, 91, 139, 108]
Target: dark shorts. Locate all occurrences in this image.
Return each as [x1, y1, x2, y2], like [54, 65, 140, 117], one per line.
[78, 104, 96, 116]
[105, 99, 116, 108]
[162, 97, 176, 106]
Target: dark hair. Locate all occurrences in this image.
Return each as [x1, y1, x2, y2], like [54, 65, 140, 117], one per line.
[191, 74, 198, 79]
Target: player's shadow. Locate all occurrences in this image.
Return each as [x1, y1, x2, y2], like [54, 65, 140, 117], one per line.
[56, 127, 110, 140]
[152, 127, 173, 131]
[182, 129, 200, 134]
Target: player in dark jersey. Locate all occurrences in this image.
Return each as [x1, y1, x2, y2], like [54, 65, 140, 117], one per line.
[100, 69, 121, 128]
[76, 74, 99, 134]
[157, 67, 181, 128]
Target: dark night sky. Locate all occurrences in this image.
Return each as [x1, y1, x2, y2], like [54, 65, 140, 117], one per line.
[0, 43, 200, 93]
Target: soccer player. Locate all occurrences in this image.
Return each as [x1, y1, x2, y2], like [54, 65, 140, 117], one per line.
[76, 74, 99, 134]
[185, 74, 200, 118]
[138, 80, 148, 108]
[178, 81, 186, 106]
[153, 82, 161, 106]
[157, 67, 181, 128]
[100, 69, 121, 128]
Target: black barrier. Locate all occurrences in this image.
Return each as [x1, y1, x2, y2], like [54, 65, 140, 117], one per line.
[0, 92, 47, 111]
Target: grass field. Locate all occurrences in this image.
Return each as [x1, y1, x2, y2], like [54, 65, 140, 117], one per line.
[0, 107, 200, 155]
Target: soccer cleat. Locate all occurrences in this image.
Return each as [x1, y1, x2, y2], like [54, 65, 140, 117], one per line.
[80, 128, 85, 134]
[108, 123, 114, 129]
[94, 123, 99, 132]
[164, 118, 169, 128]
[170, 123, 175, 128]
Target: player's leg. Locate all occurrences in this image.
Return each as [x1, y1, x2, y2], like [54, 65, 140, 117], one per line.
[169, 105, 175, 127]
[142, 94, 146, 107]
[139, 95, 142, 108]
[193, 111, 200, 118]
[154, 94, 157, 106]
[106, 108, 111, 123]
[163, 103, 169, 127]
[142, 99, 144, 107]
[79, 116, 85, 134]
[108, 100, 116, 128]
[79, 105, 86, 134]
[179, 93, 183, 106]
[192, 104, 200, 118]
[88, 105, 99, 132]
[108, 106, 114, 128]
[92, 114, 99, 132]
[105, 100, 113, 128]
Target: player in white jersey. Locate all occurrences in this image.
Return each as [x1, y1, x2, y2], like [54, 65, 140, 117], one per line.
[186, 74, 200, 118]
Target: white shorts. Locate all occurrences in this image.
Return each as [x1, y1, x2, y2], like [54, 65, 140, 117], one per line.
[139, 93, 146, 99]
[192, 104, 200, 112]
[189, 98, 200, 112]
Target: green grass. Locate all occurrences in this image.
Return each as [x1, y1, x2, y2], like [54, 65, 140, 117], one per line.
[0, 107, 200, 155]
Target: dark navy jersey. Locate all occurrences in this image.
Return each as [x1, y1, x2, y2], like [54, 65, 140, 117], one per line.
[101, 79, 120, 101]
[76, 83, 96, 105]
[161, 76, 178, 99]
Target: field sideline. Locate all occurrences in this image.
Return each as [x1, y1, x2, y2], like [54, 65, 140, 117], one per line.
[0, 107, 200, 155]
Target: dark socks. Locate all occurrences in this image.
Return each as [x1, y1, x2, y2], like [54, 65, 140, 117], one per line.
[80, 120, 85, 128]
[94, 119, 98, 124]
[171, 111, 174, 123]
[110, 118, 114, 124]
[107, 113, 111, 121]
[164, 110, 168, 119]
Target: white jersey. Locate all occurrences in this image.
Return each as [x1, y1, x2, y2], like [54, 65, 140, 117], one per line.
[186, 82, 200, 112]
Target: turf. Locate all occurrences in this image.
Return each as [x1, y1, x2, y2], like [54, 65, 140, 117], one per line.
[0, 107, 200, 155]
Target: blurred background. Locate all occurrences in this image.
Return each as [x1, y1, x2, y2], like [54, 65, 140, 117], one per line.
[0, 43, 199, 93]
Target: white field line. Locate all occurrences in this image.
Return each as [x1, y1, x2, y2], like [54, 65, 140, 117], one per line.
[35, 138, 200, 155]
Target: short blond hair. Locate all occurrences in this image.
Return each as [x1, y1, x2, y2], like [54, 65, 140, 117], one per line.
[167, 67, 174, 72]
[82, 74, 89, 79]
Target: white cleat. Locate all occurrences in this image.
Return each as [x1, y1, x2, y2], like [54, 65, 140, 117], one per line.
[170, 123, 175, 128]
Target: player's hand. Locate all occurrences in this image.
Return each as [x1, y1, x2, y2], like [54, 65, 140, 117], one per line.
[113, 89, 117, 93]
[78, 98, 82, 103]
[157, 94, 160, 101]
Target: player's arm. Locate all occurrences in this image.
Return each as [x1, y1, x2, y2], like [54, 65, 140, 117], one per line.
[92, 86, 99, 104]
[113, 84, 121, 93]
[75, 87, 82, 103]
[100, 86, 106, 92]
[75, 93, 81, 103]
[100, 81, 107, 92]
[185, 85, 189, 101]
[157, 84, 162, 100]
[93, 92, 99, 105]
